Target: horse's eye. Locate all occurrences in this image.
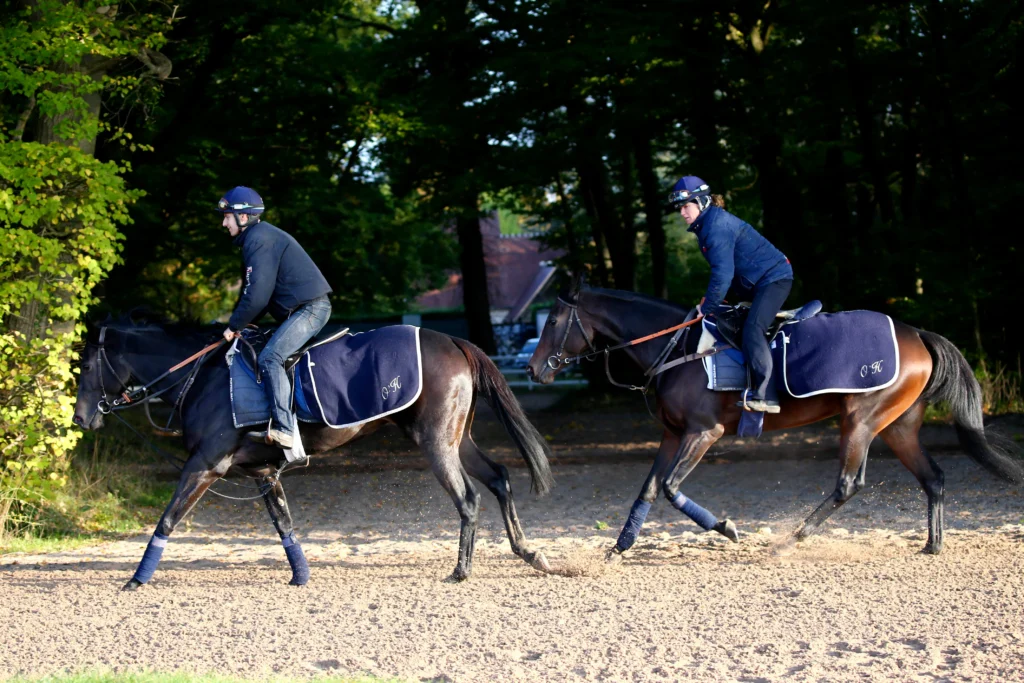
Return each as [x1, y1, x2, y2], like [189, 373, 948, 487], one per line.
[82, 365, 91, 372]
[547, 318, 557, 326]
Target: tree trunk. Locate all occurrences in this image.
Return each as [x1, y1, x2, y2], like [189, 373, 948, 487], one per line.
[554, 172, 583, 277]
[633, 134, 667, 298]
[613, 139, 637, 291]
[456, 209, 496, 354]
[840, 30, 895, 225]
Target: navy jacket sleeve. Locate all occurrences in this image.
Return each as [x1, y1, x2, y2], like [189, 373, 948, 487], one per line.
[702, 227, 736, 313]
[228, 237, 282, 330]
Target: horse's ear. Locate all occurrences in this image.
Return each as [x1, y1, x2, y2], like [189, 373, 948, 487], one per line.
[571, 270, 586, 300]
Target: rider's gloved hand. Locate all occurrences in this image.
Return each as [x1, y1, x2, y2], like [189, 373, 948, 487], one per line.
[223, 328, 238, 342]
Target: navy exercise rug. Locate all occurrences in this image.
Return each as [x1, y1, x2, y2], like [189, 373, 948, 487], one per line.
[700, 310, 899, 398]
[228, 325, 423, 430]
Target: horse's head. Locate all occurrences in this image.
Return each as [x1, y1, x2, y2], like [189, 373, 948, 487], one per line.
[526, 272, 596, 384]
[73, 321, 134, 430]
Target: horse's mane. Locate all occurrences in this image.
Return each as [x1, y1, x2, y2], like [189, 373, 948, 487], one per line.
[86, 311, 216, 343]
[581, 286, 692, 316]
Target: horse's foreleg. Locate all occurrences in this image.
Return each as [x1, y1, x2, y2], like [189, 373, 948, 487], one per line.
[660, 427, 730, 537]
[123, 454, 230, 591]
[610, 430, 680, 559]
[259, 476, 310, 585]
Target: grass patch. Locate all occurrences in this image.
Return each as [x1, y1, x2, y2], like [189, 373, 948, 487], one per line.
[7, 673, 399, 683]
[0, 417, 180, 555]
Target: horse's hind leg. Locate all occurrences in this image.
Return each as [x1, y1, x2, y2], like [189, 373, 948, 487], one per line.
[459, 434, 551, 573]
[258, 475, 310, 585]
[428, 455, 481, 581]
[791, 417, 874, 543]
[879, 402, 945, 554]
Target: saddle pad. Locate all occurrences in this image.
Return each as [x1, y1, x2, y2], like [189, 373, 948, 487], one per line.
[296, 325, 423, 428]
[227, 347, 274, 429]
[699, 311, 899, 398]
[778, 311, 898, 397]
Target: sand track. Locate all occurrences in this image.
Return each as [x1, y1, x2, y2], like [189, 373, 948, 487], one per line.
[3, 438, 1023, 682]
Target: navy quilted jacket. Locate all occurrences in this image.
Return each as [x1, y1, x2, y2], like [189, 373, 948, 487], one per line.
[228, 221, 332, 330]
[688, 206, 792, 314]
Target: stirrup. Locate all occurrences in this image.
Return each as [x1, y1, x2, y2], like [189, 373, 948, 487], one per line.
[737, 390, 780, 414]
[246, 429, 268, 443]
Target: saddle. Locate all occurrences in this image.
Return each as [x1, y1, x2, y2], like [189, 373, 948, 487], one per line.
[711, 300, 823, 350]
[234, 325, 351, 381]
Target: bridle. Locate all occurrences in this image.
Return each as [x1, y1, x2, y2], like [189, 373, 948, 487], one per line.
[546, 296, 600, 370]
[89, 325, 288, 500]
[93, 326, 223, 416]
[544, 296, 721, 393]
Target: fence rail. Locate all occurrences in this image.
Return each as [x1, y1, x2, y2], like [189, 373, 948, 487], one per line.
[488, 356, 588, 390]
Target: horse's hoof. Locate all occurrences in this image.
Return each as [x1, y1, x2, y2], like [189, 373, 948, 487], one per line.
[921, 543, 942, 555]
[444, 568, 470, 583]
[713, 519, 740, 543]
[527, 551, 553, 574]
[121, 578, 143, 592]
[605, 548, 624, 566]
[289, 576, 309, 586]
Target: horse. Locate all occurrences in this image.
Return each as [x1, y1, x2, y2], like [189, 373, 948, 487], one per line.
[73, 317, 555, 589]
[526, 281, 1023, 559]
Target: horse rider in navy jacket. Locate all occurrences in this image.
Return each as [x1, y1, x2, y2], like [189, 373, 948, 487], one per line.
[217, 186, 333, 449]
[670, 176, 793, 413]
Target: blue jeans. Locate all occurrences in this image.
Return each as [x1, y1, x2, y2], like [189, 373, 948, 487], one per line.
[258, 296, 331, 433]
[742, 279, 792, 401]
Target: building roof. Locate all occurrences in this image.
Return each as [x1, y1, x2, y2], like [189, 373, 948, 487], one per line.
[414, 214, 563, 317]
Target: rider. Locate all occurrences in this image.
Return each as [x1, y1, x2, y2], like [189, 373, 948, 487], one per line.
[217, 186, 333, 448]
[669, 176, 793, 413]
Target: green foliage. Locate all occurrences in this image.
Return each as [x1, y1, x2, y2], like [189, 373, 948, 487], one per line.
[0, 1, 172, 536]
[0, 141, 138, 534]
[99, 1, 455, 321]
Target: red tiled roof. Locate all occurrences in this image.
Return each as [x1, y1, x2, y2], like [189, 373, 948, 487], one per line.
[415, 214, 563, 311]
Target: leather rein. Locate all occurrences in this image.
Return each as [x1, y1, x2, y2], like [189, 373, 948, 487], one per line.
[546, 297, 729, 393]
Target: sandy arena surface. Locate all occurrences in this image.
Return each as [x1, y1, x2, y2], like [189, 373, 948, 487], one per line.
[2, 405, 1022, 682]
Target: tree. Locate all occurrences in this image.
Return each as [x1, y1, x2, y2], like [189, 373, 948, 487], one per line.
[0, 0, 174, 533]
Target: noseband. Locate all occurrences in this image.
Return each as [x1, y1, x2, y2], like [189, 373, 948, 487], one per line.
[94, 326, 131, 414]
[546, 297, 599, 370]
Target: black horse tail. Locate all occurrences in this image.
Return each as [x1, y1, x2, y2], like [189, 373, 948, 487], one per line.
[452, 338, 554, 495]
[919, 330, 1024, 483]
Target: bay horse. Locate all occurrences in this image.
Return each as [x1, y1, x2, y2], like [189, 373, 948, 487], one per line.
[526, 281, 1023, 559]
[73, 318, 554, 589]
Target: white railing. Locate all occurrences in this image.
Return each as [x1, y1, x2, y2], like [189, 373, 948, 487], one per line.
[488, 355, 588, 390]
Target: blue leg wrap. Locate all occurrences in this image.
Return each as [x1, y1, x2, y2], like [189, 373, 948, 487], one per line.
[132, 532, 168, 584]
[737, 410, 765, 438]
[282, 532, 310, 585]
[670, 492, 718, 531]
[615, 499, 652, 552]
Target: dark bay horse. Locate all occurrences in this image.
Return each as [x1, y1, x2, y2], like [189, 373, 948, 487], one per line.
[527, 283, 1023, 558]
[73, 318, 554, 589]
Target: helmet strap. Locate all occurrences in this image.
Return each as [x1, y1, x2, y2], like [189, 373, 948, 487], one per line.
[696, 196, 712, 212]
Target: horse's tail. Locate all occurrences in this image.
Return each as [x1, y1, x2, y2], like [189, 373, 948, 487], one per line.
[452, 338, 554, 495]
[919, 330, 1024, 483]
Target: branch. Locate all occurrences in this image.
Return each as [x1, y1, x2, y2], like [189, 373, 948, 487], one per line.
[13, 95, 36, 141]
[337, 12, 398, 34]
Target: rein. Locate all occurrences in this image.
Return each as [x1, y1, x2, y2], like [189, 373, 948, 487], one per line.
[96, 328, 228, 414]
[93, 326, 293, 500]
[546, 297, 706, 369]
[547, 297, 730, 396]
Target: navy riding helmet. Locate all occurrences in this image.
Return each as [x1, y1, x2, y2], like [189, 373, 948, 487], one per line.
[216, 186, 265, 220]
[668, 176, 711, 211]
